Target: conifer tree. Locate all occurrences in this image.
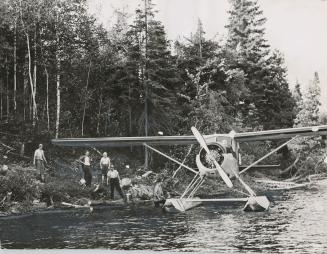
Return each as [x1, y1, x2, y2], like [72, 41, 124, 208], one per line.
[125, 0, 180, 136]
[292, 80, 303, 116]
[294, 72, 321, 127]
[225, 0, 295, 129]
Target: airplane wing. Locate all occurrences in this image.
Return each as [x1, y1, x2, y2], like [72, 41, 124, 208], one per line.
[51, 135, 217, 147]
[234, 125, 327, 142]
[51, 125, 327, 147]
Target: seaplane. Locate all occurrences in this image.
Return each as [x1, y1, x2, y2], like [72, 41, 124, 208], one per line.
[52, 125, 327, 213]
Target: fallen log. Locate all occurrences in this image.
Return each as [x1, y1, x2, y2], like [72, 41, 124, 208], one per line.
[7, 151, 30, 160]
[61, 202, 90, 208]
[254, 178, 309, 190]
[89, 199, 152, 207]
[0, 142, 15, 151]
[0, 196, 6, 207]
[0, 131, 20, 137]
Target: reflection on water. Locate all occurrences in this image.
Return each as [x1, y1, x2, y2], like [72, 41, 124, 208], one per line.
[1, 186, 327, 252]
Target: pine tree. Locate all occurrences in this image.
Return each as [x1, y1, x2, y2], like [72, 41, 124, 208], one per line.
[258, 50, 295, 129]
[294, 72, 321, 127]
[226, 0, 269, 62]
[124, 0, 180, 136]
[225, 0, 295, 129]
[292, 80, 303, 115]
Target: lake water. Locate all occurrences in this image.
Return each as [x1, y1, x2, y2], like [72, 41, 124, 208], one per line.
[1, 185, 327, 252]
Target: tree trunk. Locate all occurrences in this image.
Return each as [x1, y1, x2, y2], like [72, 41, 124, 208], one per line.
[128, 83, 133, 152]
[23, 58, 28, 121]
[13, 20, 17, 113]
[105, 102, 111, 136]
[55, 56, 60, 139]
[41, 100, 46, 121]
[55, 12, 60, 139]
[30, 94, 32, 120]
[44, 67, 50, 131]
[144, 0, 149, 169]
[96, 95, 102, 135]
[20, 1, 37, 126]
[0, 81, 3, 119]
[6, 55, 9, 118]
[81, 60, 91, 136]
[33, 22, 37, 126]
[128, 83, 132, 136]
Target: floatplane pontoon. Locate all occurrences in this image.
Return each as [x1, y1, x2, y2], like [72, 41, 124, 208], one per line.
[52, 125, 327, 213]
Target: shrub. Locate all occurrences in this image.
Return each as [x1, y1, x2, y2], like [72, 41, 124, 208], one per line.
[0, 169, 40, 202]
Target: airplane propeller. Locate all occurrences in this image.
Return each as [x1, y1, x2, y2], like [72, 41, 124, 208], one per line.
[191, 126, 233, 188]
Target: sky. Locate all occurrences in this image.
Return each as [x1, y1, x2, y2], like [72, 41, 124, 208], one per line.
[88, 0, 327, 109]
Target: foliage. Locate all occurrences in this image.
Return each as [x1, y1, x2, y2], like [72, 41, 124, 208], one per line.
[0, 0, 321, 172]
[41, 178, 90, 203]
[0, 168, 40, 202]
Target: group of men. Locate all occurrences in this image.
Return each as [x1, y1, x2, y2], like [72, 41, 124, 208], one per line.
[79, 150, 125, 200]
[33, 145, 125, 200]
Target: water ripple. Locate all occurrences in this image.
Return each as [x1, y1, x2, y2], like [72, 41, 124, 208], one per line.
[1, 186, 327, 252]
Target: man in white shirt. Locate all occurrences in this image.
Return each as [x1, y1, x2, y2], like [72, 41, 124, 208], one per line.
[79, 150, 92, 187]
[100, 152, 110, 184]
[33, 144, 47, 182]
[107, 165, 125, 201]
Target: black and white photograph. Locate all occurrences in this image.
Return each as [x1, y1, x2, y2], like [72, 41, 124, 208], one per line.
[0, 0, 327, 252]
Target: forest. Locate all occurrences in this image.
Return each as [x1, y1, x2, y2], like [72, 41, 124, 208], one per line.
[0, 0, 325, 166]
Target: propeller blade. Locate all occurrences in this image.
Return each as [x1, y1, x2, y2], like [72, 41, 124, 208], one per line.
[191, 127, 233, 188]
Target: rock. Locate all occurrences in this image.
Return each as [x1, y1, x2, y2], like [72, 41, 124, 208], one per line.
[32, 199, 40, 205]
[79, 178, 86, 186]
[0, 212, 8, 217]
[121, 178, 132, 187]
[33, 202, 47, 209]
[0, 165, 8, 176]
[9, 205, 20, 214]
[75, 198, 90, 206]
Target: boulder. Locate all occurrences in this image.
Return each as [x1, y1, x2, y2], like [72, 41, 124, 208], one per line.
[121, 178, 132, 187]
[33, 202, 47, 209]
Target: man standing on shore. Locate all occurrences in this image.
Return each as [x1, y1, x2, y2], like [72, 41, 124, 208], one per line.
[33, 144, 47, 182]
[107, 165, 125, 201]
[100, 152, 110, 185]
[79, 150, 92, 187]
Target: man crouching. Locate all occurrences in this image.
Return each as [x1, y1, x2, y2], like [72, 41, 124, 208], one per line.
[153, 175, 166, 208]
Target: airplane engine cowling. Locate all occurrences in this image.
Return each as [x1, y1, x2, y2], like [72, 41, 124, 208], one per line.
[196, 142, 238, 177]
[198, 143, 226, 167]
